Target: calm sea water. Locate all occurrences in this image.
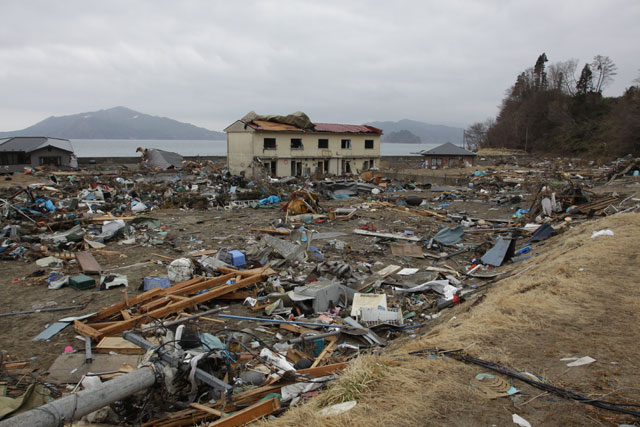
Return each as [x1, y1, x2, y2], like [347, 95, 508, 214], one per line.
[70, 139, 440, 157]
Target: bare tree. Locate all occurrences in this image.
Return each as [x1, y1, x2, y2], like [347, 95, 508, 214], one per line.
[464, 119, 493, 151]
[548, 59, 578, 95]
[591, 55, 617, 93]
[634, 69, 640, 85]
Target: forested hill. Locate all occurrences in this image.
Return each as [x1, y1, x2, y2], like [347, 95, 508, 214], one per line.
[465, 53, 640, 158]
[0, 107, 225, 140]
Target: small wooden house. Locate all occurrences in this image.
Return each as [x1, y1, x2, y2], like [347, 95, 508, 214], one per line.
[419, 142, 476, 169]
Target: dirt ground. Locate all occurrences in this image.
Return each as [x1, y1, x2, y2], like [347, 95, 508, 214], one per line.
[0, 161, 638, 425]
[0, 186, 520, 373]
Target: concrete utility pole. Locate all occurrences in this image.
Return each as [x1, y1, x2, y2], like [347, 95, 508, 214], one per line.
[0, 367, 156, 427]
[0, 331, 233, 427]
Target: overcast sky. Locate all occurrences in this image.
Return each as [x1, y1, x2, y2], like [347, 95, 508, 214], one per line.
[1, 0, 639, 132]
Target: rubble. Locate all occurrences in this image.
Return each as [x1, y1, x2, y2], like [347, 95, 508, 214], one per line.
[0, 153, 639, 425]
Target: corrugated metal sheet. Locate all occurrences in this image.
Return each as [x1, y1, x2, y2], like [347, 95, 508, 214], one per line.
[313, 123, 382, 134]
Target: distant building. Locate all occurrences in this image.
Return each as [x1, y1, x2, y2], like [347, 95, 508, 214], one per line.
[0, 137, 77, 172]
[224, 112, 382, 178]
[418, 142, 476, 169]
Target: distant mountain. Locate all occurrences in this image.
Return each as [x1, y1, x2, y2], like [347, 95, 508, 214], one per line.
[368, 119, 463, 144]
[0, 107, 225, 140]
[382, 129, 421, 144]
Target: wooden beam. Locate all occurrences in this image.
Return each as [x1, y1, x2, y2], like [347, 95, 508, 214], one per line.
[74, 320, 103, 340]
[296, 361, 348, 377]
[94, 274, 264, 339]
[208, 397, 280, 426]
[91, 287, 164, 322]
[189, 402, 224, 417]
[310, 337, 337, 368]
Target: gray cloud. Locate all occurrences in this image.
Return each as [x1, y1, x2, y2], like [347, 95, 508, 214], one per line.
[1, 0, 638, 131]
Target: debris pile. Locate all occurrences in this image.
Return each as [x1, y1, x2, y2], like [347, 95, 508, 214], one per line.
[0, 154, 639, 425]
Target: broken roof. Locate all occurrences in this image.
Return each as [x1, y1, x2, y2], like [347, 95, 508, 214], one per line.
[419, 142, 476, 156]
[232, 111, 383, 135]
[0, 137, 75, 154]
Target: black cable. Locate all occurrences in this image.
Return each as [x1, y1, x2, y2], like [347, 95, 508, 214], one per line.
[411, 348, 640, 418]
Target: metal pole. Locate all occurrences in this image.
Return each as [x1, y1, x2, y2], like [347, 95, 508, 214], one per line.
[0, 367, 156, 427]
[217, 314, 343, 328]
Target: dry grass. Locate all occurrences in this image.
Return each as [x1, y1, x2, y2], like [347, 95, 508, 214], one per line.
[262, 213, 640, 426]
[476, 148, 530, 156]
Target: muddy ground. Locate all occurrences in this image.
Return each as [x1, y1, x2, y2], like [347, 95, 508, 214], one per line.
[0, 187, 519, 374]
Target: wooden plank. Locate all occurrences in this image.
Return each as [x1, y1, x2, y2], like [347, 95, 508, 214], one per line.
[355, 264, 402, 291]
[279, 323, 317, 335]
[73, 320, 103, 340]
[231, 384, 284, 407]
[76, 251, 102, 273]
[188, 249, 218, 257]
[209, 397, 280, 426]
[95, 337, 146, 355]
[250, 228, 291, 235]
[189, 402, 224, 417]
[95, 274, 264, 339]
[91, 287, 164, 322]
[390, 244, 424, 258]
[295, 362, 348, 377]
[353, 228, 420, 241]
[310, 337, 337, 368]
[217, 266, 276, 277]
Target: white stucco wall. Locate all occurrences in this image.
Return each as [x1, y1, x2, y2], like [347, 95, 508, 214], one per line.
[225, 122, 381, 177]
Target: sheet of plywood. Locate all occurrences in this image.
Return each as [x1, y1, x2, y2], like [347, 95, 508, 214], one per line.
[46, 353, 141, 384]
[95, 337, 147, 354]
[76, 251, 102, 273]
[390, 244, 424, 258]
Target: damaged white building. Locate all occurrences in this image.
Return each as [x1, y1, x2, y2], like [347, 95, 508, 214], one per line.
[224, 112, 382, 178]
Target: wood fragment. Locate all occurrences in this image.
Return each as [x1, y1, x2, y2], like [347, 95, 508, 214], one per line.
[207, 396, 281, 426]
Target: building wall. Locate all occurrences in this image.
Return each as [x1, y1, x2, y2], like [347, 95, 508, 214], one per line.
[226, 128, 255, 176]
[421, 155, 475, 168]
[29, 147, 74, 167]
[226, 126, 381, 177]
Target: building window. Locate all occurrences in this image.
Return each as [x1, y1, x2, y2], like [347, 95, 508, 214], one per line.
[318, 139, 328, 149]
[291, 138, 303, 150]
[40, 156, 61, 166]
[341, 139, 351, 149]
[263, 138, 276, 150]
[365, 139, 374, 149]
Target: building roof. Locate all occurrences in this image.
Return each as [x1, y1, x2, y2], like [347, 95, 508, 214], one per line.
[0, 137, 75, 153]
[236, 120, 382, 135]
[419, 142, 476, 156]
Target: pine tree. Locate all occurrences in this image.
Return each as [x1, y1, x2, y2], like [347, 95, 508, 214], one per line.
[533, 53, 548, 91]
[576, 64, 593, 95]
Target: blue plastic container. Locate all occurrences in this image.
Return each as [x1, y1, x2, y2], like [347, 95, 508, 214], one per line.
[229, 250, 246, 267]
[144, 276, 171, 291]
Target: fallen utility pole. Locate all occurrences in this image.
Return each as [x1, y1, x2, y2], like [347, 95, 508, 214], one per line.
[0, 366, 156, 427]
[0, 305, 84, 318]
[0, 331, 234, 427]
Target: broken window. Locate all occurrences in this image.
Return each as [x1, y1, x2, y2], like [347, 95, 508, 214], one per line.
[341, 139, 351, 149]
[318, 139, 329, 149]
[263, 138, 276, 150]
[39, 156, 61, 166]
[365, 139, 374, 149]
[290, 138, 303, 150]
